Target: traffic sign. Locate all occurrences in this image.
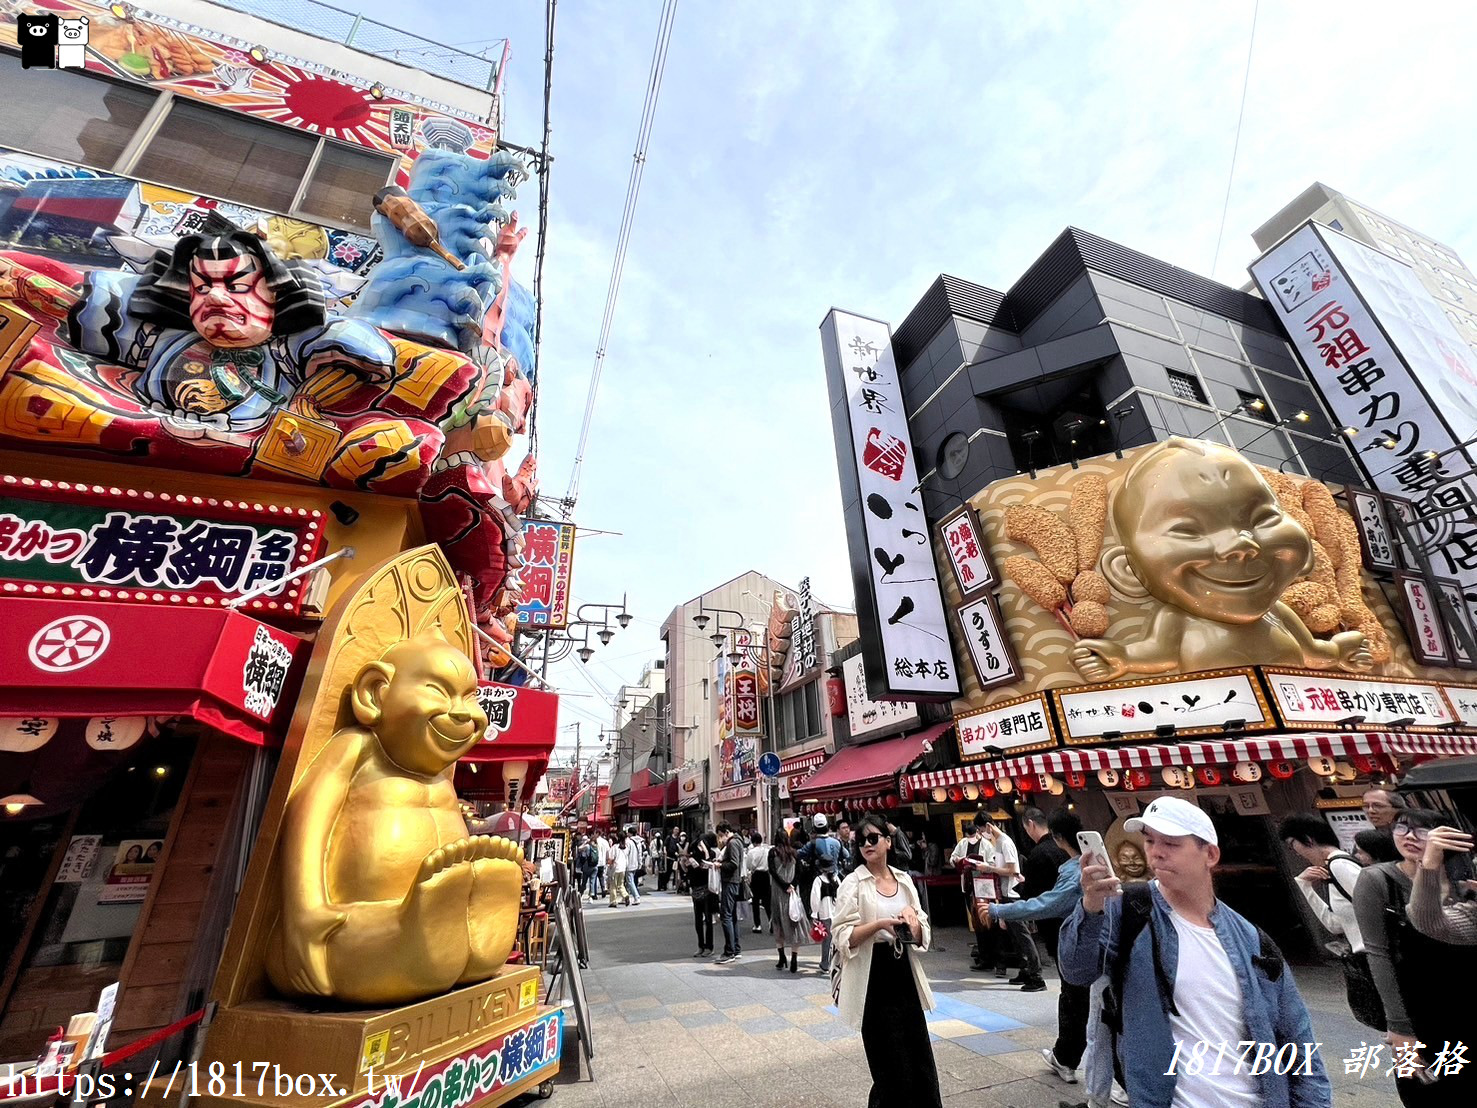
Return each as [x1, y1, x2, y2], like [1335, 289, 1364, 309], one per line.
[758, 751, 781, 778]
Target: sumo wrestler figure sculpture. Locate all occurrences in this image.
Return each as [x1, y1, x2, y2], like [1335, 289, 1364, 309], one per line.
[266, 634, 526, 1006]
[1070, 438, 1374, 682]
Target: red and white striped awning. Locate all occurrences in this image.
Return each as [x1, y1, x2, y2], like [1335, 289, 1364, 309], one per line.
[780, 749, 829, 789]
[905, 732, 1477, 791]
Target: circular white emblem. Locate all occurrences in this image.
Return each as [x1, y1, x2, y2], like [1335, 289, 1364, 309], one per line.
[29, 615, 112, 673]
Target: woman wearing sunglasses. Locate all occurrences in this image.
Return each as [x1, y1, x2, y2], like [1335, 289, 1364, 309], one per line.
[830, 815, 941, 1108]
[1354, 807, 1477, 1105]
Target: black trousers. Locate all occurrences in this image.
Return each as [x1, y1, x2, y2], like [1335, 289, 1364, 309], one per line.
[750, 871, 771, 926]
[691, 895, 715, 951]
[862, 944, 942, 1108]
[1054, 980, 1090, 1070]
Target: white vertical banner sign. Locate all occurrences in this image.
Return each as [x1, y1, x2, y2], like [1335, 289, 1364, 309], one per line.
[820, 309, 960, 700]
[1250, 223, 1477, 600]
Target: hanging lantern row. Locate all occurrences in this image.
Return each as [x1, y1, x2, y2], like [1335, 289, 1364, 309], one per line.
[916, 750, 1401, 803]
[797, 794, 900, 816]
[0, 716, 154, 753]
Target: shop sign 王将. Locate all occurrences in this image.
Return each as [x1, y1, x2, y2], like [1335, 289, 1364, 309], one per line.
[955, 692, 1055, 761]
[939, 506, 995, 596]
[1263, 667, 1456, 730]
[820, 310, 960, 700]
[0, 476, 324, 615]
[1053, 669, 1272, 745]
[955, 595, 1020, 690]
[842, 653, 919, 741]
[515, 520, 576, 630]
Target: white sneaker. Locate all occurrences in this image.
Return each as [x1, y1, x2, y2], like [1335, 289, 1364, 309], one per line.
[1040, 1048, 1077, 1084]
[1110, 1082, 1129, 1106]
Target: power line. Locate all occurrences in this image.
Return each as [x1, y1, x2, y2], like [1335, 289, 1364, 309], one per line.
[562, 0, 679, 509]
[1209, 0, 1260, 281]
[529, 0, 556, 455]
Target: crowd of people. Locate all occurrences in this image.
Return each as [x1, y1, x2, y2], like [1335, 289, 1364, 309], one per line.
[564, 785, 1477, 1108]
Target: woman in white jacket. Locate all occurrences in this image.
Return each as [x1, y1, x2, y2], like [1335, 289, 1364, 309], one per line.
[831, 815, 941, 1108]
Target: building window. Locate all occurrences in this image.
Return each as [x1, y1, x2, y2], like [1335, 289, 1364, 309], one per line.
[1167, 369, 1207, 404]
[131, 98, 318, 214]
[702, 678, 709, 701]
[804, 681, 822, 737]
[0, 51, 157, 169]
[297, 141, 393, 229]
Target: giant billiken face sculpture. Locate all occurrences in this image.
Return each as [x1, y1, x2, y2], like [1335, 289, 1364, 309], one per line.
[1110, 439, 1311, 624]
[188, 250, 277, 348]
[1070, 437, 1373, 681]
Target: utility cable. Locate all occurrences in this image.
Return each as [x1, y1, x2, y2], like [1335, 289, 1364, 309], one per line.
[562, 0, 679, 509]
[1209, 0, 1260, 281]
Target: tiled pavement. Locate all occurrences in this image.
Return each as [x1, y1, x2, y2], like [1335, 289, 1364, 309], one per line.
[546, 890, 1402, 1107]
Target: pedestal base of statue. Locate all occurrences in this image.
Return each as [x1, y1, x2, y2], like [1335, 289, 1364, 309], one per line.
[181, 964, 560, 1108]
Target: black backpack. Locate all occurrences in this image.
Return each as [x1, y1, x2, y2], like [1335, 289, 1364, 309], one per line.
[1100, 884, 1284, 1039]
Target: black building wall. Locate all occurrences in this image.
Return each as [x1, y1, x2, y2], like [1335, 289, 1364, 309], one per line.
[893, 229, 1361, 523]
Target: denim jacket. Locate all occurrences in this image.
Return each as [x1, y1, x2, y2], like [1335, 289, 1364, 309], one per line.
[991, 857, 1080, 922]
[1058, 882, 1331, 1108]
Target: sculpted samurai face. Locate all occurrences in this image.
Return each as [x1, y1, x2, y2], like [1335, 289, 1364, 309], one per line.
[128, 232, 327, 347]
[188, 244, 278, 347]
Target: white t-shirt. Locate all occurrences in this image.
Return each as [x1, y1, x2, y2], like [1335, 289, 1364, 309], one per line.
[1167, 911, 1260, 1108]
[873, 883, 908, 943]
[746, 844, 770, 872]
[987, 833, 1023, 897]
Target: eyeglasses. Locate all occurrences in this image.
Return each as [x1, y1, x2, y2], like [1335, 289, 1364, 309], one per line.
[860, 832, 885, 847]
[1393, 824, 1431, 841]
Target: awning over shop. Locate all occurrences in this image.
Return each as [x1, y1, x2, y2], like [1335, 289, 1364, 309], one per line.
[906, 731, 1477, 790]
[453, 682, 559, 803]
[780, 748, 828, 789]
[629, 777, 678, 810]
[0, 597, 305, 746]
[801, 722, 951, 800]
[1399, 755, 1477, 790]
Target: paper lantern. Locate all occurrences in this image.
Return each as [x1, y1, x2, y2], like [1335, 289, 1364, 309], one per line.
[1047, 776, 1065, 796]
[1121, 772, 1141, 792]
[932, 787, 948, 803]
[1036, 773, 1057, 793]
[1306, 756, 1337, 777]
[1122, 768, 1152, 791]
[1350, 753, 1380, 777]
[995, 777, 1013, 794]
[962, 783, 980, 801]
[899, 778, 914, 801]
[980, 782, 997, 798]
[1232, 761, 1263, 783]
[1065, 770, 1088, 790]
[1268, 760, 1297, 780]
[884, 794, 900, 809]
[1097, 768, 1120, 788]
[0, 717, 57, 753]
[85, 716, 146, 751]
[947, 786, 964, 803]
[1161, 766, 1192, 789]
[1195, 766, 1223, 787]
[1333, 760, 1358, 783]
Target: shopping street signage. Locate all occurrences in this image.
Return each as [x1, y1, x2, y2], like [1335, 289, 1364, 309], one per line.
[955, 692, 1055, 761]
[1262, 667, 1457, 731]
[820, 309, 960, 701]
[1052, 668, 1272, 745]
[939, 506, 995, 596]
[841, 652, 919, 742]
[0, 474, 324, 615]
[515, 520, 576, 629]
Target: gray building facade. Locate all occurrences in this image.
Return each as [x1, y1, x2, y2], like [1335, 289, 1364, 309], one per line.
[892, 228, 1363, 524]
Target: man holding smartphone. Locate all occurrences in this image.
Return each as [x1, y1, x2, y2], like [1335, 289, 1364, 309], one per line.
[1059, 797, 1330, 1108]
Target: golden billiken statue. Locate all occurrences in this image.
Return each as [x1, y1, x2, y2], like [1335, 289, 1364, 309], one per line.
[266, 635, 526, 1006]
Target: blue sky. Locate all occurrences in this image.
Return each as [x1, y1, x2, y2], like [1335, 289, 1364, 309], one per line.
[358, 0, 1477, 758]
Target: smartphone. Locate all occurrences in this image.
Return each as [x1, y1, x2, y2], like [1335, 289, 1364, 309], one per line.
[1077, 832, 1118, 881]
[893, 922, 917, 945]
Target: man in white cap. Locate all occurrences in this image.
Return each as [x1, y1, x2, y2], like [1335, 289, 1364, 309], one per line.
[1059, 797, 1330, 1108]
